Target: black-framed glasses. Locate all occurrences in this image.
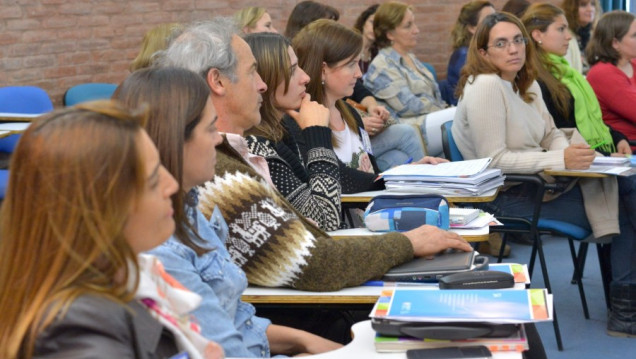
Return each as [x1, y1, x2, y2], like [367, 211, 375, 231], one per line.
[487, 36, 528, 50]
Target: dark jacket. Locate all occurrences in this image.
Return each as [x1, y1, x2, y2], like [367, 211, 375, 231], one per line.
[33, 295, 178, 359]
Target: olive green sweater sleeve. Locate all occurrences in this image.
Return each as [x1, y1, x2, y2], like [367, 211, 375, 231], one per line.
[198, 138, 413, 292]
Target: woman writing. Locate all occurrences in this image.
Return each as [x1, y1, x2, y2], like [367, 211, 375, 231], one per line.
[586, 11, 636, 149]
[453, 11, 636, 337]
[522, 3, 636, 337]
[0, 101, 222, 358]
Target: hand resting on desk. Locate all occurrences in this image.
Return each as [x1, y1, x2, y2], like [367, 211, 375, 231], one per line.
[564, 143, 595, 170]
[403, 224, 472, 258]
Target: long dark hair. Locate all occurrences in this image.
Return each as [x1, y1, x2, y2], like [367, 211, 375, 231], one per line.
[114, 67, 211, 255]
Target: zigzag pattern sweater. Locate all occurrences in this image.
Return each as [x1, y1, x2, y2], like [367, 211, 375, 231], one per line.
[245, 125, 341, 231]
[197, 139, 413, 292]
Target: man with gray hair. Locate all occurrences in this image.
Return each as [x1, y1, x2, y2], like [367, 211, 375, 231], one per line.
[161, 17, 267, 135]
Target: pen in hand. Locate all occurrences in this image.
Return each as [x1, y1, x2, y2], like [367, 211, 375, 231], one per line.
[590, 140, 608, 150]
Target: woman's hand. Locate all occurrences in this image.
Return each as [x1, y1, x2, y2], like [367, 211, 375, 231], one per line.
[362, 115, 385, 137]
[267, 324, 342, 356]
[367, 103, 390, 122]
[414, 156, 449, 165]
[613, 139, 632, 156]
[286, 94, 330, 129]
[403, 225, 472, 258]
[564, 143, 595, 169]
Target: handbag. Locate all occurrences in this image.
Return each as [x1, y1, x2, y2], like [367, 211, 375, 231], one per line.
[363, 194, 450, 232]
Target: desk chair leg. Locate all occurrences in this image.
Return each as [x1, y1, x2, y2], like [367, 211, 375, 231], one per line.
[568, 239, 590, 319]
[572, 242, 589, 284]
[597, 243, 612, 310]
[532, 233, 564, 350]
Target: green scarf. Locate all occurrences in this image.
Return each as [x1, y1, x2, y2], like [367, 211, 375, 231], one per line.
[548, 53, 615, 153]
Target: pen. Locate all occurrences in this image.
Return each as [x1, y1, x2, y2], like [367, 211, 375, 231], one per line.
[404, 157, 413, 164]
[590, 140, 608, 150]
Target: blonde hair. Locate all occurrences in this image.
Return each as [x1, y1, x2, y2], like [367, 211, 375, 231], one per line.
[234, 7, 267, 32]
[562, 0, 602, 32]
[0, 101, 148, 358]
[130, 23, 183, 71]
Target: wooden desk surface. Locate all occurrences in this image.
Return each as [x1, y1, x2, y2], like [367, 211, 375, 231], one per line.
[328, 227, 490, 243]
[242, 285, 400, 304]
[543, 169, 608, 178]
[0, 113, 41, 122]
[342, 188, 499, 204]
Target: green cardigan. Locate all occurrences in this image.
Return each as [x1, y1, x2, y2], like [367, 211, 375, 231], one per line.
[196, 138, 413, 292]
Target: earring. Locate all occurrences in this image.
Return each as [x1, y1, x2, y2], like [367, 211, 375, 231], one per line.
[538, 40, 543, 45]
[322, 80, 325, 86]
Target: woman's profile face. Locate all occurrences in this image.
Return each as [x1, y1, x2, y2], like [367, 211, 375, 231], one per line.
[387, 9, 419, 52]
[323, 53, 362, 101]
[123, 130, 179, 254]
[363, 14, 375, 42]
[613, 20, 636, 62]
[578, 0, 596, 27]
[182, 97, 223, 191]
[274, 46, 310, 111]
[249, 12, 278, 34]
[480, 21, 526, 82]
[533, 15, 572, 57]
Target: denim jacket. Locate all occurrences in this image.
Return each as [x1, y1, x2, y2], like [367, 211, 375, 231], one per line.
[147, 191, 272, 358]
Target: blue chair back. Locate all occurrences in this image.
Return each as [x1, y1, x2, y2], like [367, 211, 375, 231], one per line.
[440, 121, 464, 161]
[0, 86, 53, 154]
[64, 83, 118, 106]
[0, 86, 54, 114]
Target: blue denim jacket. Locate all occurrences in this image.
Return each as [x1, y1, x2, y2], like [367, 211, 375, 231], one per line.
[147, 192, 272, 358]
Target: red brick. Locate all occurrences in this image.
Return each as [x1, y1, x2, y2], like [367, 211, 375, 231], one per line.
[0, 6, 22, 19]
[6, 18, 40, 30]
[41, 42, 77, 55]
[43, 16, 77, 29]
[77, 15, 110, 27]
[9, 43, 41, 57]
[0, 32, 21, 46]
[44, 65, 77, 79]
[24, 55, 56, 68]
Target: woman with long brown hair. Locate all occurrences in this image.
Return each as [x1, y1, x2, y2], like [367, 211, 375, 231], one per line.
[0, 101, 225, 358]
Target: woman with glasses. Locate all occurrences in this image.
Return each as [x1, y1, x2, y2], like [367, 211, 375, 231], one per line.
[453, 12, 621, 272]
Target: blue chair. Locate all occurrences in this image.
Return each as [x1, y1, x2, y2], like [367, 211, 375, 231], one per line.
[64, 83, 118, 106]
[0, 85, 53, 199]
[441, 120, 612, 351]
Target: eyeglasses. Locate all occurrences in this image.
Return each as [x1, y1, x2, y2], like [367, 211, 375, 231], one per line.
[487, 37, 528, 50]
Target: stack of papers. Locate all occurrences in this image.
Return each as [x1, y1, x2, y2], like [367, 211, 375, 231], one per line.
[380, 158, 505, 196]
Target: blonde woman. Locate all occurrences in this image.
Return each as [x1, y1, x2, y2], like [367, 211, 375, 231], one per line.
[233, 7, 278, 34]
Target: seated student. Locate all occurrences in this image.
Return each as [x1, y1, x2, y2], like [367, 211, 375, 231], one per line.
[586, 11, 636, 150]
[0, 101, 222, 359]
[284, 0, 339, 39]
[153, 18, 470, 295]
[442, 1, 495, 105]
[234, 6, 278, 34]
[562, 0, 600, 74]
[115, 67, 345, 357]
[130, 22, 183, 71]
[364, 1, 447, 141]
[293, 20, 441, 194]
[522, 3, 636, 337]
[242, 33, 340, 231]
[453, 11, 636, 335]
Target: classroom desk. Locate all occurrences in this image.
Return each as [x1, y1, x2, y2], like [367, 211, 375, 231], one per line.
[543, 169, 609, 178]
[0, 112, 41, 122]
[342, 188, 499, 205]
[328, 227, 491, 243]
[227, 320, 523, 359]
[242, 284, 435, 305]
[303, 320, 523, 359]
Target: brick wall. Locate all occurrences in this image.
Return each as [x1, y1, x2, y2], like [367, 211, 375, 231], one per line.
[1, 0, 558, 107]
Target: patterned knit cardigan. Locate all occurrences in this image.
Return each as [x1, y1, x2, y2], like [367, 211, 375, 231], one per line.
[197, 139, 413, 292]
